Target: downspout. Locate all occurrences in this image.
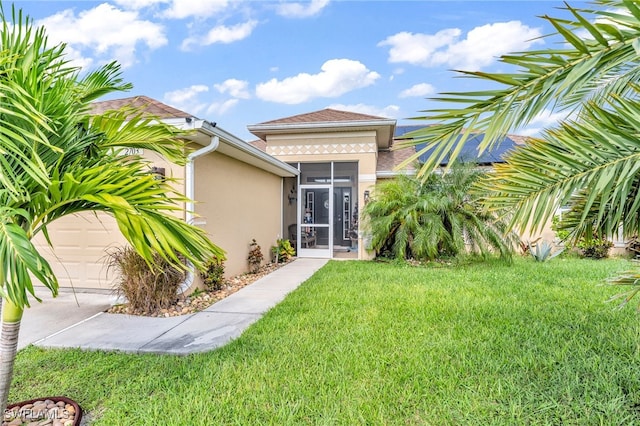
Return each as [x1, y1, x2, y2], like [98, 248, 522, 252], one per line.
[280, 178, 284, 241]
[186, 133, 219, 225]
[181, 130, 219, 294]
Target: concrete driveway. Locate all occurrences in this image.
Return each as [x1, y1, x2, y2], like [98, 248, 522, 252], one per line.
[18, 289, 114, 350]
[11, 258, 328, 354]
[34, 258, 329, 355]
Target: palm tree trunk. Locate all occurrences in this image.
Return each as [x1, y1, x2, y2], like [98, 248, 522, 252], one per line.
[0, 300, 23, 412]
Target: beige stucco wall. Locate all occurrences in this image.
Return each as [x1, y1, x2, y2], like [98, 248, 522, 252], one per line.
[282, 177, 297, 240]
[359, 178, 377, 260]
[194, 151, 283, 278]
[146, 150, 186, 209]
[266, 130, 379, 259]
[265, 131, 378, 175]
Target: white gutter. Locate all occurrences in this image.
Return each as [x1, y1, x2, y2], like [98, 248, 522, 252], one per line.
[185, 133, 219, 225]
[213, 124, 298, 177]
[181, 126, 219, 295]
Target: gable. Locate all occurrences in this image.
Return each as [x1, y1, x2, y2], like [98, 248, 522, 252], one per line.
[90, 95, 191, 119]
[248, 108, 396, 150]
[259, 108, 389, 125]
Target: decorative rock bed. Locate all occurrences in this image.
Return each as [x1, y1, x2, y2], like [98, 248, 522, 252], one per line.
[107, 260, 291, 317]
[3, 397, 81, 426]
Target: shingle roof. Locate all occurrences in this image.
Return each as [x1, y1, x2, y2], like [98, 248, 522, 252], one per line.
[90, 95, 191, 118]
[377, 146, 417, 173]
[508, 134, 528, 145]
[248, 139, 267, 152]
[258, 108, 390, 125]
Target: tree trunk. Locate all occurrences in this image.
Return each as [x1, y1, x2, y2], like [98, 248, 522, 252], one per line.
[0, 300, 23, 412]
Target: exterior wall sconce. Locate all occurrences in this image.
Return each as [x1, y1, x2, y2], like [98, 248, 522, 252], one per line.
[364, 190, 370, 205]
[151, 166, 165, 180]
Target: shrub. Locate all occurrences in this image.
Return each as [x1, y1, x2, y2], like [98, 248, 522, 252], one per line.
[200, 255, 226, 291]
[577, 237, 613, 259]
[248, 239, 264, 273]
[272, 239, 295, 263]
[528, 240, 563, 262]
[108, 246, 186, 312]
[363, 161, 517, 262]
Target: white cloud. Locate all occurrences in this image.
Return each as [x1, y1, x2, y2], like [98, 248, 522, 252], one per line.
[276, 0, 330, 18]
[214, 79, 251, 99]
[112, 0, 166, 10]
[161, 0, 230, 19]
[206, 99, 240, 116]
[164, 84, 242, 117]
[58, 45, 94, 70]
[520, 109, 571, 136]
[37, 4, 167, 68]
[327, 103, 400, 118]
[379, 21, 543, 70]
[399, 83, 435, 98]
[163, 85, 210, 115]
[256, 59, 380, 104]
[379, 28, 460, 66]
[181, 20, 258, 50]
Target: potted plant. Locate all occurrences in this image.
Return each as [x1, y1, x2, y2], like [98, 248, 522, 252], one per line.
[272, 239, 295, 264]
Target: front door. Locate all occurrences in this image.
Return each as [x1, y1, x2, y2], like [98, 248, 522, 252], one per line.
[297, 185, 332, 258]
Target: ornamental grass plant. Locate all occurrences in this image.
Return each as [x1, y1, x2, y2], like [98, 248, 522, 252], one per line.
[108, 246, 186, 312]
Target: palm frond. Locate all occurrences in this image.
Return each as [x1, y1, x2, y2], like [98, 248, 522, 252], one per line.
[403, 0, 640, 177]
[89, 111, 188, 165]
[77, 61, 133, 104]
[0, 208, 57, 307]
[480, 88, 640, 236]
[30, 162, 223, 272]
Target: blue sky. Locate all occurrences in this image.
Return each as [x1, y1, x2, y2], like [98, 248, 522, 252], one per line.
[14, 0, 585, 141]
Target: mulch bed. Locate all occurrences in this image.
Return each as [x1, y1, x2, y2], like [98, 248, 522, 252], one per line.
[106, 260, 291, 317]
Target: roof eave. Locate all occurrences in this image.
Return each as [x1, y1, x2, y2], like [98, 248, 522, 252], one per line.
[248, 119, 397, 149]
[192, 120, 299, 178]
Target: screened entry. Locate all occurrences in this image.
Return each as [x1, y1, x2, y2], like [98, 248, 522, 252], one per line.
[286, 162, 358, 259]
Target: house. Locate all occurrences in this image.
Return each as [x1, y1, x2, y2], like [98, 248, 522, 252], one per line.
[33, 96, 298, 290]
[247, 109, 398, 260]
[38, 98, 612, 291]
[247, 109, 557, 259]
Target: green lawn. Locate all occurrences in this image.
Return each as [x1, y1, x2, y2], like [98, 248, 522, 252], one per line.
[10, 257, 640, 425]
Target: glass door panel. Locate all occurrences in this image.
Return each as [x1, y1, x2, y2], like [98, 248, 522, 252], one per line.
[298, 185, 331, 258]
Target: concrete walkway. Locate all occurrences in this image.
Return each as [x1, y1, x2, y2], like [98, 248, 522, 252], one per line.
[21, 258, 328, 354]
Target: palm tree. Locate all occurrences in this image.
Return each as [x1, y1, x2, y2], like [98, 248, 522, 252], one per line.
[404, 0, 640, 241]
[0, 8, 224, 409]
[363, 162, 516, 261]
